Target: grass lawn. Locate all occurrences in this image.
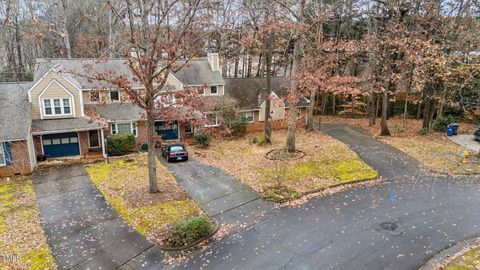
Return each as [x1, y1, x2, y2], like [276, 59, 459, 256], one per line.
[85, 154, 207, 245]
[0, 177, 56, 270]
[193, 130, 378, 200]
[321, 117, 480, 174]
[443, 247, 480, 270]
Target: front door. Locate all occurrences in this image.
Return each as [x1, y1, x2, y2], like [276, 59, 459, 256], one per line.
[42, 132, 80, 158]
[89, 130, 100, 148]
[155, 121, 179, 140]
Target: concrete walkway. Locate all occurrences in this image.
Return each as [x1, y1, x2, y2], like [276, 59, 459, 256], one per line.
[33, 164, 164, 270]
[448, 134, 480, 152]
[160, 158, 273, 227]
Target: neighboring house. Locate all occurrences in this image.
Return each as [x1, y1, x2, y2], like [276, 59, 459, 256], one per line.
[224, 77, 309, 132]
[0, 83, 36, 177]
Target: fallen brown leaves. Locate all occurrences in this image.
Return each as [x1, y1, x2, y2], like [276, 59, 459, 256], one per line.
[0, 177, 56, 270]
[192, 129, 377, 196]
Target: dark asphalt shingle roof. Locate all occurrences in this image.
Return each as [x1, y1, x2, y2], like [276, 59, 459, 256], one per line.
[0, 82, 32, 141]
[171, 61, 224, 86]
[224, 77, 309, 110]
[85, 103, 145, 122]
[34, 58, 224, 89]
[31, 117, 105, 134]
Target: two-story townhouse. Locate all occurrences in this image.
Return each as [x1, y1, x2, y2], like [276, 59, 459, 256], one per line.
[33, 52, 225, 149]
[28, 68, 107, 160]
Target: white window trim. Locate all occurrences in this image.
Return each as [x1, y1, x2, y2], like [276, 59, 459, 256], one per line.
[0, 143, 5, 166]
[210, 85, 218, 96]
[242, 111, 254, 123]
[109, 90, 120, 103]
[204, 112, 219, 127]
[38, 79, 76, 119]
[110, 122, 138, 137]
[42, 98, 73, 116]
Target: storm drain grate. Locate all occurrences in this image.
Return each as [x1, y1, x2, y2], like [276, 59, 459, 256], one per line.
[380, 222, 398, 231]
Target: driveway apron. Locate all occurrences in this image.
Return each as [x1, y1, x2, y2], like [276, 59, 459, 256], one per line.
[33, 164, 164, 270]
[160, 158, 273, 227]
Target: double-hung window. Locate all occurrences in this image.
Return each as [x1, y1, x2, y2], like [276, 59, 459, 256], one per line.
[210, 85, 218, 95]
[43, 98, 72, 116]
[111, 122, 137, 137]
[110, 90, 120, 102]
[204, 112, 219, 127]
[241, 111, 254, 123]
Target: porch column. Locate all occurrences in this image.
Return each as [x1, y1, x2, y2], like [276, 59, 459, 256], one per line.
[100, 129, 106, 159]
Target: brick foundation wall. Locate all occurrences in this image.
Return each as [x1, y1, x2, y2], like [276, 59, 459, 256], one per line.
[0, 140, 33, 177]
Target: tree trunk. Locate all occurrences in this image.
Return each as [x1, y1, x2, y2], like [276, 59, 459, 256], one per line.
[422, 97, 432, 129]
[264, 31, 273, 139]
[416, 100, 422, 120]
[380, 91, 390, 136]
[306, 88, 317, 130]
[147, 114, 159, 193]
[60, 0, 72, 58]
[332, 95, 336, 115]
[403, 92, 409, 121]
[256, 53, 263, 77]
[368, 93, 376, 126]
[286, 0, 305, 153]
[247, 55, 252, 77]
[234, 57, 239, 78]
[322, 93, 328, 115]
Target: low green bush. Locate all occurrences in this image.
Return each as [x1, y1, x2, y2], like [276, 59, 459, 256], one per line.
[419, 127, 429, 135]
[432, 116, 460, 132]
[107, 134, 136, 156]
[251, 133, 271, 146]
[139, 143, 149, 152]
[167, 216, 212, 247]
[194, 132, 211, 148]
[394, 124, 405, 133]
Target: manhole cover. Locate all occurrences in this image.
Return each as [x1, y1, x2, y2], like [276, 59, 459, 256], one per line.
[380, 222, 397, 231]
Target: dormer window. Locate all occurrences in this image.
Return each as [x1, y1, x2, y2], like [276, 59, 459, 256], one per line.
[210, 85, 218, 95]
[110, 90, 119, 102]
[43, 98, 72, 116]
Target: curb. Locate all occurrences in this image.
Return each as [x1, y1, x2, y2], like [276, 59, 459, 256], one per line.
[157, 217, 220, 252]
[300, 174, 381, 197]
[419, 236, 480, 270]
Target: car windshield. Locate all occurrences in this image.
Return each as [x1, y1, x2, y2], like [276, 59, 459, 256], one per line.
[170, 146, 185, 152]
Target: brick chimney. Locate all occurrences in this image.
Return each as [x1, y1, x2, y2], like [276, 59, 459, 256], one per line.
[207, 52, 220, 73]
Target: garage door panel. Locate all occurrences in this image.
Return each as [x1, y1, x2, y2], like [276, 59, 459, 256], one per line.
[42, 132, 80, 158]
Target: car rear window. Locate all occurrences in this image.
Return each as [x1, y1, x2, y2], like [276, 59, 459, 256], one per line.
[170, 146, 185, 152]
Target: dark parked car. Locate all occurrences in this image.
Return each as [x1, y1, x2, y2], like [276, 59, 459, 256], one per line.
[475, 128, 480, 142]
[162, 144, 188, 162]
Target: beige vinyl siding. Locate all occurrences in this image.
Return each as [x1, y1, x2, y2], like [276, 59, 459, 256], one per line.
[259, 97, 286, 121]
[163, 73, 183, 91]
[202, 84, 224, 96]
[30, 72, 82, 120]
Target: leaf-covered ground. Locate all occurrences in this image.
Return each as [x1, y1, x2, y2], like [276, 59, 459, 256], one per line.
[443, 247, 480, 270]
[85, 154, 206, 244]
[193, 130, 378, 197]
[0, 177, 56, 270]
[321, 117, 480, 174]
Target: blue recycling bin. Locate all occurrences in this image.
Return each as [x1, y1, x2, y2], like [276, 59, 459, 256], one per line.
[447, 127, 454, 137]
[447, 123, 459, 135]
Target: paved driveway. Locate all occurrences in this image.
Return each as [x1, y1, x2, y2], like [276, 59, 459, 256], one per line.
[160, 158, 273, 228]
[173, 124, 480, 270]
[33, 164, 164, 270]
